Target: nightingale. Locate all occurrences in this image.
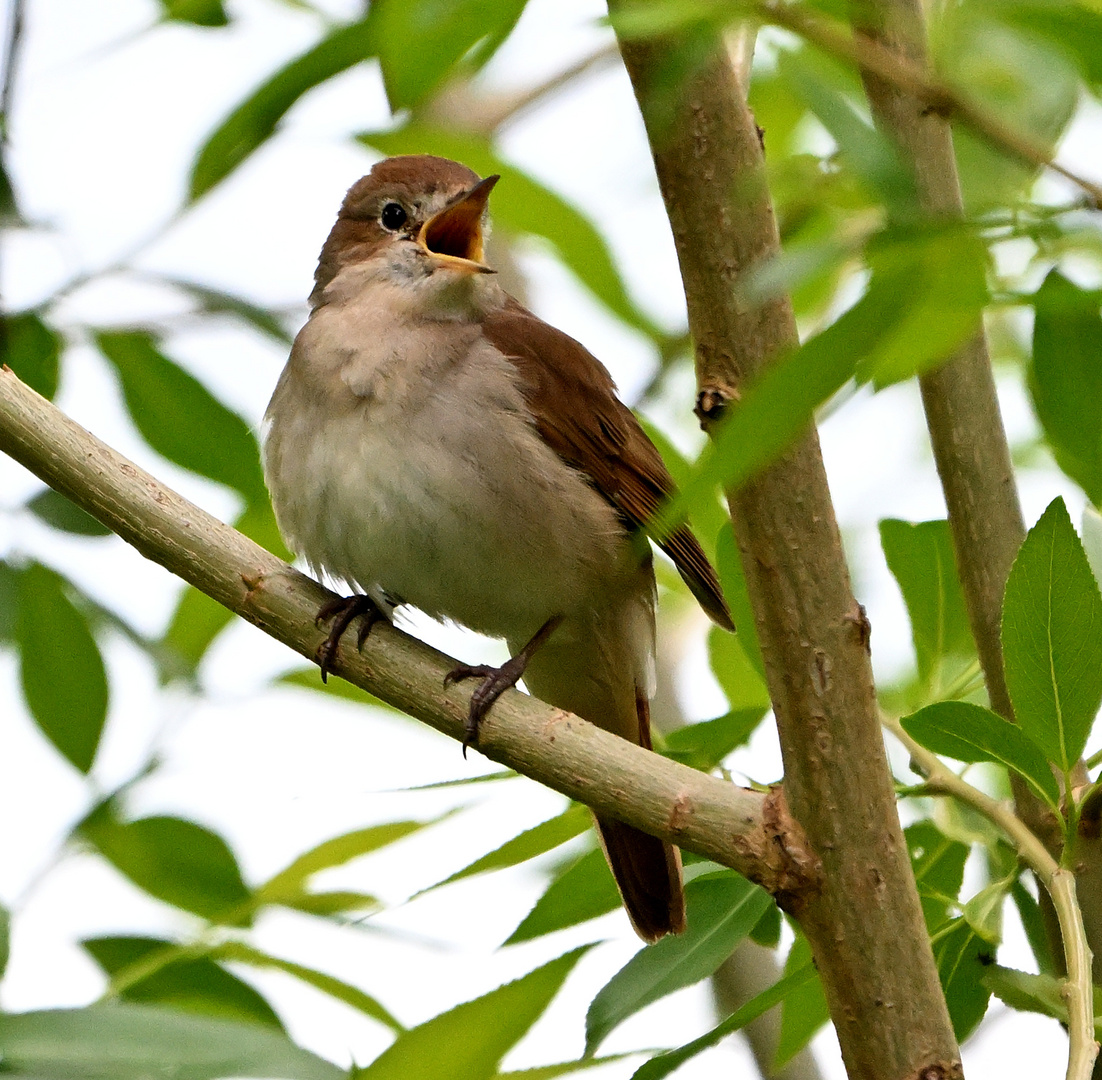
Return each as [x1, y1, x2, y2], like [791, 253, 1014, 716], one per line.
[263, 155, 734, 942]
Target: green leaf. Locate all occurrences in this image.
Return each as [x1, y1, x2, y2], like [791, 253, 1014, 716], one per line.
[0, 560, 18, 642]
[981, 964, 1070, 1023]
[779, 48, 917, 218]
[214, 941, 404, 1033]
[278, 667, 396, 711]
[190, 17, 375, 200]
[505, 846, 620, 944]
[79, 803, 253, 925]
[96, 331, 266, 505]
[662, 709, 767, 771]
[372, 0, 527, 110]
[880, 519, 975, 688]
[1011, 880, 1057, 976]
[352, 947, 589, 1080]
[162, 585, 233, 674]
[714, 524, 765, 680]
[158, 276, 292, 343]
[585, 872, 772, 1052]
[158, 0, 229, 25]
[1002, 497, 1102, 771]
[933, 918, 992, 1041]
[748, 900, 781, 948]
[1, 312, 61, 400]
[774, 933, 829, 1068]
[706, 624, 771, 713]
[83, 936, 282, 1029]
[0, 1003, 344, 1080]
[16, 563, 109, 773]
[1084, 505, 1102, 591]
[1030, 271, 1102, 504]
[962, 879, 1008, 945]
[901, 700, 1061, 808]
[994, 0, 1102, 93]
[419, 804, 591, 895]
[274, 889, 380, 916]
[498, 1057, 637, 1079]
[361, 125, 662, 340]
[631, 961, 817, 1080]
[260, 819, 439, 902]
[906, 820, 969, 931]
[27, 488, 113, 536]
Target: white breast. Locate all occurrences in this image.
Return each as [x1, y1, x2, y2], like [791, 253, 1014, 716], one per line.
[262, 279, 638, 645]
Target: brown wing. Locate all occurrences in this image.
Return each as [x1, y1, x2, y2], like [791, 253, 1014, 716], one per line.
[483, 297, 734, 631]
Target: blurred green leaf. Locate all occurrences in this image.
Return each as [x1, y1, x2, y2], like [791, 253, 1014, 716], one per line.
[278, 666, 395, 710]
[962, 879, 1008, 944]
[1030, 271, 1102, 504]
[260, 819, 440, 902]
[158, 276, 292, 344]
[162, 585, 233, 675]
[906, 820, 969, 931]
[1011, 880, 1056, 976]
[1002, 497, 1102, 772]
[0, 1003, 344, 1080]
[748, 900, 781, 947]
[215, 941, 403, 1032]
[190, 17, 375, 199]
[83, 936, 282, 1029]
[933, 918, 992, 1041]
[935, 0, 1078, 210]
[981, 964, 1071, 1024]
[27, 489, 113, 537]
[779, 48, 917, 219]
[273, 889, 380, 916]
[1, 312, 61, 400]
[585, 872, 771, 1053]
[352, 947, 589, 1080]
[95, 331, 266, 505]
[17, 563, 108, 773]
[707, 625, 771, 713]
[880, 519, 975, 690]
[79, 803, 253, 926]
[0, 559, 21, 642]
[1084, 504, 1102, 587]
[373, 0, 527, 110]
[506, 846, 619, 944]
[662, 709, 766, 770]
[774, 933, 829, 1068]
[901, 701, 1060, 808]
[632, 960, 816, 1080]
[361, 125, 663, 340]
[994, 0, 1102, 91]
[419, 804, 590, 895]
[498, 1057, 637, 1079]
[159, 0, 229, 26]
[714, 524, 765, 680]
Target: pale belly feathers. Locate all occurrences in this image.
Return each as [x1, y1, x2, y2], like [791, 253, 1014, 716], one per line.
[262, 289, 639, 645]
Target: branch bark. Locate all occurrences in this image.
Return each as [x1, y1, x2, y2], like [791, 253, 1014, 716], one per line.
[610, 19, 962, 1080]
[0, 365, 818, 899]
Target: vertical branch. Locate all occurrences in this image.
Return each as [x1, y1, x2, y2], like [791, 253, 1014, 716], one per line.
[610, 17, 962, 1079]
[852, 0, 1102, 986]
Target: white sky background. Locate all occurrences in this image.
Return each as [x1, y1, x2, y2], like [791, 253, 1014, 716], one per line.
[1, 0, 1099, 1076]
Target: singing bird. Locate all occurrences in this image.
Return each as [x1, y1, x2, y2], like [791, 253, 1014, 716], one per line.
[263, 155, 734, 941]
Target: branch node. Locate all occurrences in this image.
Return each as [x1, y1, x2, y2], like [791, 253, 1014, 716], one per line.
[759, 785, 823, 912]
[694, 384, 735, 426]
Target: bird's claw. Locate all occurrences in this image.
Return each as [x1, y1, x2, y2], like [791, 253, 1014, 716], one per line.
[315, 594, 381, 683]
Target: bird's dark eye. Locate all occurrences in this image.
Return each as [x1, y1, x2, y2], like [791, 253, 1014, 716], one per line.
[380, 202, 407, 231]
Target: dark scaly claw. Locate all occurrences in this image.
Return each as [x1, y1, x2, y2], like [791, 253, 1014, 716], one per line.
[444, 616, 562, 757]
[315, 594, 381, 683]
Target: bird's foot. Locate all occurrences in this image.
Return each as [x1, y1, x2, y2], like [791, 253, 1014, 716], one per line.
[444, 615, 562, 757]
[315, 593, 382, 683]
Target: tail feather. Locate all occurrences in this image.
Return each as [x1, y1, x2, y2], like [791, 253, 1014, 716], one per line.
[595, 816, 685, 942]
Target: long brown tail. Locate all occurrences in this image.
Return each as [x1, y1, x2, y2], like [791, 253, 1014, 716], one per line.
[594, 691, 684, 942]
[595, 815, 685, 942]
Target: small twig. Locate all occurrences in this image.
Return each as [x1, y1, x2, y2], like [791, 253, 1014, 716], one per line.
[885, 714, 1099, 1080]
[755, 0, 1102, 209]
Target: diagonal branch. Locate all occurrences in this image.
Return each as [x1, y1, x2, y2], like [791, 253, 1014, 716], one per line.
[0, 365, 817, 900]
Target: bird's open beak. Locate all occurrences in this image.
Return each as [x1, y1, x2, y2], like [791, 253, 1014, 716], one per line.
[418, 175, 500, 275]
